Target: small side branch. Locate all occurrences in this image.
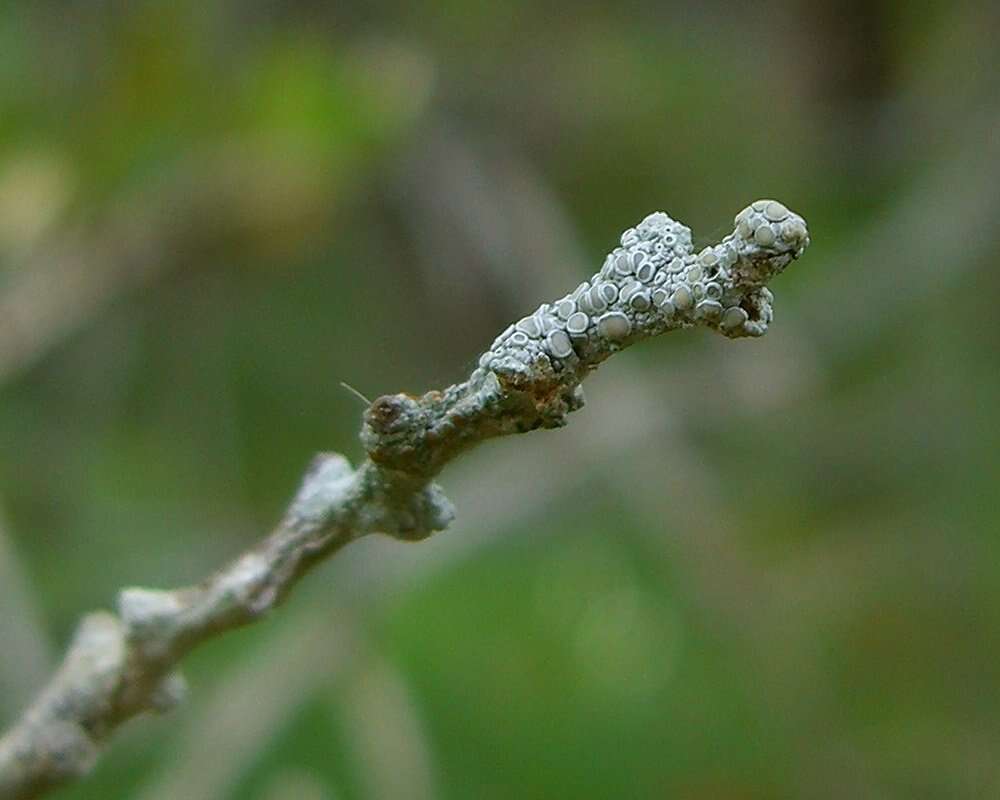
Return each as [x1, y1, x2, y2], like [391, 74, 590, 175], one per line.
[0, 200, 809, 800]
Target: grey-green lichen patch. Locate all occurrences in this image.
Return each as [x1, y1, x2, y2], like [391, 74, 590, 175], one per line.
[365, 198, 808, 503]
[359, 202, 808, 544]
[406, 199, 809, 459]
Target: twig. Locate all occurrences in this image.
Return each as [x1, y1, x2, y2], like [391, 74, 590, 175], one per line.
[0, 199, 810, 800]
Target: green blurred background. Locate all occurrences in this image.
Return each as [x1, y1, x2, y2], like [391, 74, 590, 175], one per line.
[1, 2, 998, 798]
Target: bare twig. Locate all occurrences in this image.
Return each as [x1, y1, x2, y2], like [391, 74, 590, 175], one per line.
[0, 199, 810, 799]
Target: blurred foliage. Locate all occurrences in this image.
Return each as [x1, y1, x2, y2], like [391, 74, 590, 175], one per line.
[1, 1, 999, 798]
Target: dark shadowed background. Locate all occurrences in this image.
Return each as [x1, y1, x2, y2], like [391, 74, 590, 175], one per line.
[1, 2, 999, 798]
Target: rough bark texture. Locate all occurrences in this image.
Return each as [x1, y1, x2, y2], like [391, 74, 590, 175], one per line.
[0, 199, 810, 800]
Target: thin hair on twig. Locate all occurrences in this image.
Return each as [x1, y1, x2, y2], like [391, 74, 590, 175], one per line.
[339, 381, 373, 407]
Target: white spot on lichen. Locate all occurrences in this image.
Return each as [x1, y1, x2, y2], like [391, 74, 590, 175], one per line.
[556, 299, 576, 320]
[515, 316, 541, 338]
[566, 311, 590, 335]
[764, 200, 789, 222]
[597, 312, 631, 340]
[671, 285, 693, 311]
[754, 224, 776, 246]
[636, 261, 656, 282]
[696, 300, 723, 320]
[546, 329, 574, 358]
[596, 282, 619, 306]
[722, 306, 749, 331]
